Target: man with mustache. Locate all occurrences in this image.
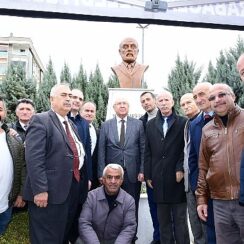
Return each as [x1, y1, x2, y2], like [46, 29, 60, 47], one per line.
[24, 84, 88, 244]
[111, 37, 149, 88]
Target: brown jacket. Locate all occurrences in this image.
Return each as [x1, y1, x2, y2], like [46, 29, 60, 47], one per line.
[196, 105, 244, 205]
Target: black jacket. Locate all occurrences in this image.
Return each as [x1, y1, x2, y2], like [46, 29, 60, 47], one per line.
[144, 110, 187, 203]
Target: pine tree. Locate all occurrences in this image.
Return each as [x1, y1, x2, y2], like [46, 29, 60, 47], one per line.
[71, 63, 88, 96]
[204, 36, 244, 107]
[86, 65, 107, 126]
[60, 62, 72, 83]
[168, 55, 201, 114]
[35, 58, 57, 112]
[204, 61, 217, 84]
[107, 75, 120, 88]
[0, 64, 36, 122]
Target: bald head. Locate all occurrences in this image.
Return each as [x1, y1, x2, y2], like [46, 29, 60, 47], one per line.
[180, 93, 199, 119]
[193, 82, 212, 112]
[119, 37, 139, 64]
[113, 97, 129, 119]
[208, 83, 235, 116]
[237, 53, 244, 82]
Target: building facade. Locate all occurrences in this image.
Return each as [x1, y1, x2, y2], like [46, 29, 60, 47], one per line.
[0, 33, 44, 85]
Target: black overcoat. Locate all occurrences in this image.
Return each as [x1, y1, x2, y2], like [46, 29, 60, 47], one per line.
[144, 110, 187, 203]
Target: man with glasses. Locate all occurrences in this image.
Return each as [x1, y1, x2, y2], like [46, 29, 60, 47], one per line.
[67, 88, 92, 244]
[111, 37, 149, 88]
[196, 83, 244, 244]
[79, 164, 136, 244]
[10, 98, 35, 142]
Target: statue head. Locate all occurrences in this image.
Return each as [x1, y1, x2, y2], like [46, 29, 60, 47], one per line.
[119, 37, 139, 64]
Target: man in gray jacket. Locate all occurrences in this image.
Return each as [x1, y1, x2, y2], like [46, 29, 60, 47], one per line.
[79, 164, 136, 244]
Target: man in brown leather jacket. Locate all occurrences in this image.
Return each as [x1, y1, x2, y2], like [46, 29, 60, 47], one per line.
[196, 83, 244, 244]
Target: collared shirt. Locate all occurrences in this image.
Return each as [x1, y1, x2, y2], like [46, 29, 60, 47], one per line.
[55, 112, 85, 169]
[116, 115, 127, 139]
[89, 123, 97, 156]
[123, 61, 136, 72]
[19, 121, 28, 131]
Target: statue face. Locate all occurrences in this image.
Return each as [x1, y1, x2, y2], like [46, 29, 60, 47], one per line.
[119, 38, 139, 64]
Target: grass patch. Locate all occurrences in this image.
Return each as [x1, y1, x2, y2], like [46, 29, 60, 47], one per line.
[0, 211, 29, 244]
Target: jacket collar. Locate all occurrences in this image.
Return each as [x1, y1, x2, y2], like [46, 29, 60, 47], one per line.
[213, 104, 242, 127]
[97, 186, 124, 205]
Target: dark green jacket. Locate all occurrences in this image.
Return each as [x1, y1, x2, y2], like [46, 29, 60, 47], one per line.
[2, 123, 25, 206]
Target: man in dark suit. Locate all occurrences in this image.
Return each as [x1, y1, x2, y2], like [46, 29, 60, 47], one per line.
[144, 90, 190, 244]
[24, 84, 88, 244]
[98, 97, 145, 237]
[80, 101, 100, 189]
[66, 88, 92, 243]
[139, 91, 160, 244]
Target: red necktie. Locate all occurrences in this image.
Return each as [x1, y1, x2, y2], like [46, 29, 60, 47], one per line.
[63, 121, 80, 182]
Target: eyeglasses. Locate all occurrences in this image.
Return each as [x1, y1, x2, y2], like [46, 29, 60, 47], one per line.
[208, 92, 230, 102]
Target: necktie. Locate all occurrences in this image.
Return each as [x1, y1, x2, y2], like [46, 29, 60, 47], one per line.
[63, 121, 80, 182]
[163, 117, 168, 137]
[120, 119, 125, 146]
[204, 114, 211, 120]
[23, 125, 28, 131]
[204, 114, 212, 125]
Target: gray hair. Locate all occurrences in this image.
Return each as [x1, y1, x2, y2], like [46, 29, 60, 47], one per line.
[102, 164, 124, 179]
[50, 83, 70, 97]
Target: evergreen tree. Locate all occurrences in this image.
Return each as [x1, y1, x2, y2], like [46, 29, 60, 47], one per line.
[71, 63, 88, 96]
[204, 61, 217, 84]
[168, 55, 201, 114]
[204, 36, 244, 107]
[60, 62, 72, 83]
[86, 65, 107, 126]
[107, 75, 120, 88]
[35, 58, 57, 112]
[0, 64, 36, 122]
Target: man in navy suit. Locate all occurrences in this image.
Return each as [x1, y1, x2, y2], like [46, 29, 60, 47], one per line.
[98, 97, 145, 240]
[189, 82, 216, 244]
[66, 88, 92, 243]
[24, 84, 88, 244]
[80, 101, 100, 190]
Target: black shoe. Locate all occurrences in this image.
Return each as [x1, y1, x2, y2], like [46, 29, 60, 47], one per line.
[150, 241, 161, 244]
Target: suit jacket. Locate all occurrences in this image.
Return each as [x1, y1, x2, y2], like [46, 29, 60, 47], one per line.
[68, 112, 92, 180]
[98, 116, 145, 183]
[91, 126, 100, 190]
[188, 112, 211, 192]
[24, 110, 87, 204]
[144, 110, 187, 203]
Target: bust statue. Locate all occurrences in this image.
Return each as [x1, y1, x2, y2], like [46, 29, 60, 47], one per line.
[111, 37, 149, 88]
